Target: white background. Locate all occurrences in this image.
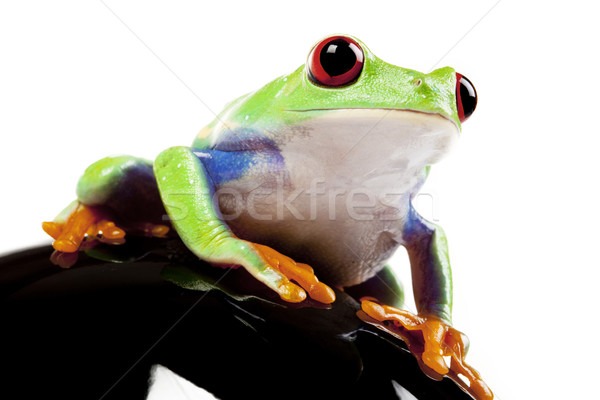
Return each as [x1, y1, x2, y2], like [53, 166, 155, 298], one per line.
[1, 1, 598, 399]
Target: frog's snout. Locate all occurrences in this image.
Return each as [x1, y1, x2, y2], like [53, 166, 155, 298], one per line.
[455, 73, 477, 123]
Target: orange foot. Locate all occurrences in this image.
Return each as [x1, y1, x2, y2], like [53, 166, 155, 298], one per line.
[42, 203, 125, 253]
[359, 298, 493, 400]
[42, 203, 126, 268]
[249, 242, 336, 304]
[42, 202, 169, 268]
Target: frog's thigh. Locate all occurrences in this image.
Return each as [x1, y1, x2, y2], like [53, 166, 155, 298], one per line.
[76, 155, 164, 221]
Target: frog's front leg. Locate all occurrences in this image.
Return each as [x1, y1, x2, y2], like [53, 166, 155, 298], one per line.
[43, 156, 169, 264]
[154, 146, 335, 304]
[359, 205, 492, 399]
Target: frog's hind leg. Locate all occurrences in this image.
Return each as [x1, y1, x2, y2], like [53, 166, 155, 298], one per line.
[76, 155, 166, 222]
[43, 155, 169, 258]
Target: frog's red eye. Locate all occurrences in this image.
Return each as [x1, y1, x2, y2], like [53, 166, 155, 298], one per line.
[455, 73, 477, 122]
[307, 36, 364, 87]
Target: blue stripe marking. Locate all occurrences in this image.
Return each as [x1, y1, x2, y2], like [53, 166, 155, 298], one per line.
[193, 128, 285, 186]
[402, 203, 434, 244]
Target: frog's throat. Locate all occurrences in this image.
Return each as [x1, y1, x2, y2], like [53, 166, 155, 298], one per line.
[284, 108, 459, 130]
[277, 108, 460, 169]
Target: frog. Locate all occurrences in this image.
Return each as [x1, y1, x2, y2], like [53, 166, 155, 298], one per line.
[43, 35, 491, 399]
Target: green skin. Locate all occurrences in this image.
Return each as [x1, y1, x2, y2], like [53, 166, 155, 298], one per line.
[71, 35, 463, 324]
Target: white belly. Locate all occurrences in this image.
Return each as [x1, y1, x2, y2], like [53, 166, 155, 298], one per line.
[218, 109, 458, 286]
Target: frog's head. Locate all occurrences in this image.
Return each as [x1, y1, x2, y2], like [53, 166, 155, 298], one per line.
[200, 34, 477, 168]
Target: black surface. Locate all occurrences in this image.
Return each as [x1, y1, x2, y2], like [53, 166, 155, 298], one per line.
[0, 240, 474, 399]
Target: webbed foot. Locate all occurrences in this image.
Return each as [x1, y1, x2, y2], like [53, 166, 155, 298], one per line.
[237, 241, 336, 304]
[359, 298, 493, 400]
[42, 202, 169, 268]
[43, 203, 125, 253]
[42, 203, 125, 267]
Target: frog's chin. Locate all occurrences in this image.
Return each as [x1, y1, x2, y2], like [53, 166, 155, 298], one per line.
[280, 108, 459, 174]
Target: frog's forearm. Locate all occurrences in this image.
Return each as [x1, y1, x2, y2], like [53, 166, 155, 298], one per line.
[403, 206, 453, 324]
[154, 146, 280, 275]
[153, 146, 328, 303]
[154, 146, 235, 260]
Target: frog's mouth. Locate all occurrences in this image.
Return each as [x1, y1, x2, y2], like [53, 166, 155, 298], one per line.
[280, 108, 459, 168]
[285, 107, 459, 129]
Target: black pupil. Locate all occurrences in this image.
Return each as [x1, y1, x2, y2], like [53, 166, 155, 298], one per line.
[459, 76, 477, 119]
[319, 39, 357, 76]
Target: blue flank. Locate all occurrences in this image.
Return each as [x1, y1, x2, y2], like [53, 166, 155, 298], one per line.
[402, 202, 435, 245]
[192, 128, 284, 186]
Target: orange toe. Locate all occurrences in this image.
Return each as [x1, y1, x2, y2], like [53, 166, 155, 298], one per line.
[42, 221, 63, 240]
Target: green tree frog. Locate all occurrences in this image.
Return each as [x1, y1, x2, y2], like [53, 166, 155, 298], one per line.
[43, 35, 491, 399]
